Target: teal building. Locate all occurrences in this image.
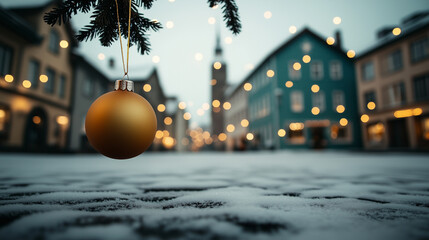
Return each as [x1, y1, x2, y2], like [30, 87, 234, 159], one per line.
[246, 28, 361, 149]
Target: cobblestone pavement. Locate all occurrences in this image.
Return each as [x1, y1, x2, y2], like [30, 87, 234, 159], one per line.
[0, 151, 428, 240]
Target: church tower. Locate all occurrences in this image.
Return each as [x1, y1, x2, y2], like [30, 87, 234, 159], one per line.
[211, 31, 227, 136]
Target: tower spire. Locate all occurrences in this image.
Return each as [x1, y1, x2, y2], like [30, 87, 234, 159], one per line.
[215, 24, 222, 56]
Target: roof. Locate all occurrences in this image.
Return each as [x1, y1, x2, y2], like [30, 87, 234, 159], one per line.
[5, 0, 78, 48]
[357, 11, 429, 59]
[227, 27, 349, 98]
[0, 6, 42, 43]
[71, 53, 111, 83]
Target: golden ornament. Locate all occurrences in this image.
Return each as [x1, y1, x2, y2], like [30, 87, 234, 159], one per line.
[85, 80, 157, 159]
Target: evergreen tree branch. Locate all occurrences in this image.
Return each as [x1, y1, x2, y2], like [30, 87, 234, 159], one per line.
[44, 0, 240, 54]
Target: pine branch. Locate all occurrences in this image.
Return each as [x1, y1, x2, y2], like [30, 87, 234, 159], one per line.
[207, 0, 241, 34]
[44, 0, 241, 55]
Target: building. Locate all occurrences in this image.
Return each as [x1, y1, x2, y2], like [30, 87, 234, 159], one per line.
[0, 1, 76, 151]
[69, 54, 110, 152]
[247, 28, 361, 149]
[129, 68, 170, 151]
[356, 11, 429, 150]
[224, 81, 249, 151]
[211, 33, 227, 138]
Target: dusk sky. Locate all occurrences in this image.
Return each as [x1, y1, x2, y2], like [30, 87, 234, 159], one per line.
[2, 0, 429, 127]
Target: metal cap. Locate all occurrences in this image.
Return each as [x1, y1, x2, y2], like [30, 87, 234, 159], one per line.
[114, 79, 134, 92]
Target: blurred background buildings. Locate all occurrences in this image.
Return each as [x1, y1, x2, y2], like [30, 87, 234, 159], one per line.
[0, 1, 428, 153]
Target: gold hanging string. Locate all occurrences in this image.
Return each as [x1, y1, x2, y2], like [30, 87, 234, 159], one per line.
[114, 0, 132, 79]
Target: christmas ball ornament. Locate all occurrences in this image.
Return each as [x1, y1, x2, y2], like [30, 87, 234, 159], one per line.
[85, 80, 157, 159]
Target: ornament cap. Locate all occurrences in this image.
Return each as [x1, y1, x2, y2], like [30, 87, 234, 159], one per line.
[115, 79, 134, 92]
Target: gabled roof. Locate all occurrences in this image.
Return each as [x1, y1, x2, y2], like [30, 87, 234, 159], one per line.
[357, 11, 429, 59]
[6, 0, 78, 47]
[71, 53, 111, 83]
[227, 27, 350, 99]
[0, 6, 42, 43]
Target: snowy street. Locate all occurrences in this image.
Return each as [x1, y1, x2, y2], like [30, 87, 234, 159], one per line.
[0, 151, 428, 240]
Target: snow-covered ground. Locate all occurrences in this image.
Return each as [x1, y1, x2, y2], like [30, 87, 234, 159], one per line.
[0, 151, 428, 240]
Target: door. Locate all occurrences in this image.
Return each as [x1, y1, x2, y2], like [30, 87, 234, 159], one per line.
[387, 118, 409, 148]
[24, 107, 48, 151]
[311, 127, 325, 149]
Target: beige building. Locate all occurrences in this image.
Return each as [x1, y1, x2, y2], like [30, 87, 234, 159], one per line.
[224, 82, 248, 151]
[356, 12, 429, 150]
[0, 2, 75, 151]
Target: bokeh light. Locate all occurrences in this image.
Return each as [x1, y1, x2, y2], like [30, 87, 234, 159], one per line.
[5, 74, 14, 83]
[333, 16, 342, 25]
[285, 81, 293, 88]
[361, 114, 370, 123]
[157, 104, 166, 112]
[241, 119, 249, 127]
[223, 102, 231, 110]
[367, 101, 376, 110]
[311, 84, 320, 93]
[212, 100, 220, 108]
[39, 74, 48, 83]
[347, 50, 356, 58]
[243, 83, 252, 91]
[164, 117, 173, 125]
[59, 40, 69, 48]
[293, 62, 301, 70]
[213, 62, 222, 70]
[326, 37, 335, 45]
[302, 55, 311, 63]
[143, 84, 151, 92]
[339, 118, 348, 126]
[22, 80, 31, 88]
[336, 105, 345, 113]
[311, 107, 320, 115]
[392, 27, 401, 36]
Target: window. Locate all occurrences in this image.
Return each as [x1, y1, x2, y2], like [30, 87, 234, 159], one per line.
[290, 91, 304, 112]
[410, 37, 429, 63]
[0, 43, 13, 76]
[361, 61, 374, 81]
[0, 105, 11, 140]
[27, 60, 40, 89]
[44, 68, 56, 93]
[414, 73, 429, 101]
[367, 122, 385, 144]
[332, 91, 345, 109]
[49, 30, 59, 53]
[383, 82, 406, 107]
[288, 122, 305, 144]
[58, 75, 66, 98]
[311, 61, 323, 80]
[83, 77, 94, 97]
[383, 49, 403, 74]
[312, 91, 325, 112]
[288, 61, 301, 80]
[364, 91, 377, 109]
[330, 61, 342, 80]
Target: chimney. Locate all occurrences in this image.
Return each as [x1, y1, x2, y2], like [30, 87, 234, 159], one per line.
[335, 30, 342, 49]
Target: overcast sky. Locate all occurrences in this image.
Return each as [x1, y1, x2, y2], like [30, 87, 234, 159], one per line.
[2, 0, 429, 127]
